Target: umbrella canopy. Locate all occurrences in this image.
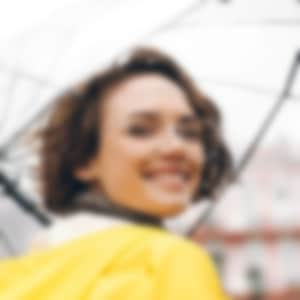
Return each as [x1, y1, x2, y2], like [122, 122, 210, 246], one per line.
[0, 0, 299, 254]
[0, 0, 299, 158]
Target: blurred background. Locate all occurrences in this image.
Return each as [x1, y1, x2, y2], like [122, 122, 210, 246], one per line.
[0, 0, 299, 299]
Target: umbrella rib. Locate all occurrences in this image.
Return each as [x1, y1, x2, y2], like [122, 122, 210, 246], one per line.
[0, 0, 205, 227]
[0, 230, 16, 256]
[235, 50, 300, 177]
[187, 50, 300, 236]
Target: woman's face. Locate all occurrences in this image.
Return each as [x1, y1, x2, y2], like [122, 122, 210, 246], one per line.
[76, 73, 205, 217]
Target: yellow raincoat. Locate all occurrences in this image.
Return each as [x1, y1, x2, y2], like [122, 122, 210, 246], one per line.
[0, 225, 228, 299]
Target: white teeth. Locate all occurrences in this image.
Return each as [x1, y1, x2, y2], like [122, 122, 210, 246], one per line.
[144, 171, 188, 180]
[151, 173, 185, 181]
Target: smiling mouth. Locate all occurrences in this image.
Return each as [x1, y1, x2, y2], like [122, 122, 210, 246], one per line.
[143, 167, 192, 191]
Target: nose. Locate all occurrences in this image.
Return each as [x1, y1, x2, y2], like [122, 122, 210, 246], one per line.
[157, 127, 185, 158]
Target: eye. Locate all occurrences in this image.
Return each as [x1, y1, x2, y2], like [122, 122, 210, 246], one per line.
[178, 126, 202, 140]
[127, 124, 154, 137]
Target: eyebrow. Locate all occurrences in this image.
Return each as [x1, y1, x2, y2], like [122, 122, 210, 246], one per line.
[179, 115, 202, 125]
[128, 111, 201, 123]
[129, 111, 159, 121]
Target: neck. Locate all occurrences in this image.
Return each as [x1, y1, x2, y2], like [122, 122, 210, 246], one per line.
[72, 190, 163, 228]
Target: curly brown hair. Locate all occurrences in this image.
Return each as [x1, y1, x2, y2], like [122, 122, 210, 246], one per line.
[39, 47, 233, 214]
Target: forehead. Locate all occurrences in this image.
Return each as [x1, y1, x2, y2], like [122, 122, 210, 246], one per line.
[102, 73, 194, 118]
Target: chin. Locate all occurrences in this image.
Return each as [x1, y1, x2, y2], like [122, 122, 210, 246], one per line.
[151, 200, 190, 218]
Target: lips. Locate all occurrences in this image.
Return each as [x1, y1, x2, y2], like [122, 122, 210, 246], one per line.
[143, 165, 191, 191]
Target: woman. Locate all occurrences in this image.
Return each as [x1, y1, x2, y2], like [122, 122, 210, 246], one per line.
[0, 47, 232, 299]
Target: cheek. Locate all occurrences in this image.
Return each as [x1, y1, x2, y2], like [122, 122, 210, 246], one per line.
[189, 143, 206, 172]
[98, 138, 148, 189]
[187, 144, 206, 193]
[96, 139, 153, 210]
